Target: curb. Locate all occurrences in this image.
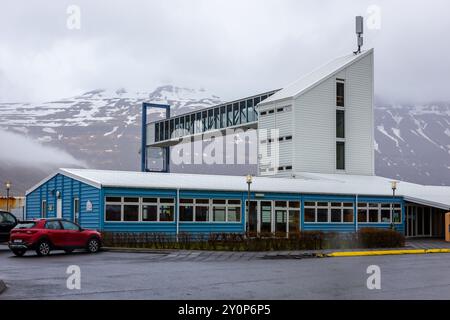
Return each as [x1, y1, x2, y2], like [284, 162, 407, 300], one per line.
[102, 247, 172, 254]
[327, 248, 450, 257]
[0, 280, 6, 295]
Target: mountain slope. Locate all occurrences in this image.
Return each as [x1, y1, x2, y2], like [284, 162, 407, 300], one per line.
[0, 86, 449, 194]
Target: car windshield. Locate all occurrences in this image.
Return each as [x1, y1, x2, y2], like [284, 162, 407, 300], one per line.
[14, 222, 36, 229]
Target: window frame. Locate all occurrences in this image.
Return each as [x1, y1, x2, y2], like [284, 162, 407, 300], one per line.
[104, 196, 175, 223]
[303, 201, 354, 224]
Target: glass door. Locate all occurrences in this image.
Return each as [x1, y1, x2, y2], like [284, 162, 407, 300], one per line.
[260, 201, 273, 234]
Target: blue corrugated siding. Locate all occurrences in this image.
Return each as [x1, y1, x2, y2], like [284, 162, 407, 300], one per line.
[26, 188, 41, 220]
[27, 177, 406, 235]
[25, 174, 101, 230]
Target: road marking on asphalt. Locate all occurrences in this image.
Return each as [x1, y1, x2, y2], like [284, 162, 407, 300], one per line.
[328, 249, 450, 257]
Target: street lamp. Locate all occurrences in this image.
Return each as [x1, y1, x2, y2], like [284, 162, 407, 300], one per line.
[246, 175, 253, 237]
[390, 181, 398, 229]
[5, 181, 11, 212]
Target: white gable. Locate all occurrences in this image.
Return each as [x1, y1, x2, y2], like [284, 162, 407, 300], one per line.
[259, 49, 374, 105]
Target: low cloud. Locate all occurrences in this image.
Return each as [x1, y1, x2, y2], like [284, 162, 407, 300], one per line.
[0, 129, 86, 168]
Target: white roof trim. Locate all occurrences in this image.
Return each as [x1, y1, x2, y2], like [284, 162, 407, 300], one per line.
[259, 49, 374, 106]
[404, 196, 450, 211]
[24, 168, 450, 211]
[25, 169, 101, 196]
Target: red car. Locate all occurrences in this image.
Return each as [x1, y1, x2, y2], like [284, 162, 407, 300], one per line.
[8, 218, 102, 257]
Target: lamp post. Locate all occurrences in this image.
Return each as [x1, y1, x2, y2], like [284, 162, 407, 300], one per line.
[5, 181, 11, 212]
[390, 181, 398, 230]
[246, 175, 253, 237]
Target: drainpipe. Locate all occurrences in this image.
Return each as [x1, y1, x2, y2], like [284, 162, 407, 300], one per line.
[355, 194, 359, 232]
[176, 188, 180, 242]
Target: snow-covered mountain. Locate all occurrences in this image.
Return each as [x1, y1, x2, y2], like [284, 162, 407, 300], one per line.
[0, 86, 449, 194]
[374, 103, 450, 186]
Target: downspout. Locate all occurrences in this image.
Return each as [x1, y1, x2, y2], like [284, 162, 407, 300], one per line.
[355, 194, 359, 232]
[176, 188, 180, 242]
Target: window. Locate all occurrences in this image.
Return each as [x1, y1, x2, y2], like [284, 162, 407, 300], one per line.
[357, 203, 402, 224]
[305, 208, 316, 222]
[196, 206, 209, 222]
[160, 204, 174, 221]
[105, 197, 175, 222]
[240, 101, 247, 124]
[142, 203, 157, 221]
[233, 103, 239, 125]
[105, 204, 121, 221]
[317, 209, 328, 223]
[180, 205, 194, 221]
[0, 212, 16, 224]
[45, 220, 62, 230]
[124, 205, 139, 221]
[336, 110, 345, 138]
[41, 200, 47, 218]
[61, 220, 80, 231]
[336, 81, 345, 107]
[304, 201, 354, 223]
[155, 122, 159, 142]
[73, 198, 80, 223]
[336, 142, 345, 170]
[227, 206, 241, 222]
[213, 206, 226, 222]
[392, 205, 402, 223]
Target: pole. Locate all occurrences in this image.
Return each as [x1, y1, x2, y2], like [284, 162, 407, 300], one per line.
[6, 188, 10, 212]
[391, 188, 395, 230]
[247, 182, 250, 237]
[355, 194, 359, 232]
[176, 188, 180, 242]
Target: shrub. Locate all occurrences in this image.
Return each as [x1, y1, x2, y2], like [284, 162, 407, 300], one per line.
[357, 228, 405, 248]
[101, 229, 404, 251]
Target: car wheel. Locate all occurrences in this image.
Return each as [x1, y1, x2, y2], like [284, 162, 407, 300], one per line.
[64, 249, 74, 254]
[36, 240, 51, 256]
[12, 249, 26, 257]
[86, 238, 100, 253]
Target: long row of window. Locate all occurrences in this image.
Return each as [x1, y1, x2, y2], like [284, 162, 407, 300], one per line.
[105, 197, 402, 225]
[260, 105, 292, 116]
[358, 203, 402, 223]
[304, 201, 402, 224]
[153, 91, 278, 142]
[105, 197, 242, 223]
[179, 199, 241, 222]
[305, 202, 354, 223]
[105, 197, 175, 222]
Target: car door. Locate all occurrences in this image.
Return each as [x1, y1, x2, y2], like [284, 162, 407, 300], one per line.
[44, 220, 65, 247]
[0, 212, 17, 242]
[60, 220, 85, 247]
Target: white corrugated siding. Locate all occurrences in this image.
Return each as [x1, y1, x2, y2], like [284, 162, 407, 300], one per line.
[292, 52, 374, 175]
[257, 100, 294, 174]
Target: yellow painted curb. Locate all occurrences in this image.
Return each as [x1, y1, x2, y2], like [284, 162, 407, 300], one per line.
[327, 248, 450, 257]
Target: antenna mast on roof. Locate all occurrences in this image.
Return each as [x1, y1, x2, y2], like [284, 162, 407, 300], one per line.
[354, 16, 364, 55]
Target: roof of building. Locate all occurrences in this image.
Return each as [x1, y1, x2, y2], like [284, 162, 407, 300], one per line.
[259, 49, 374, 106]
[27, 168, 450, 210]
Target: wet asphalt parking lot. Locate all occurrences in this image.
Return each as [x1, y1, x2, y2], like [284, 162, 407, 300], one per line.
[1, 244, 450, 299]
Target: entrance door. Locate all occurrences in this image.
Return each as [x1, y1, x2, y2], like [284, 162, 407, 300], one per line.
[56, 198, 62, 219]
[406, 205, 432, 237]
[260, 201, 273, 234]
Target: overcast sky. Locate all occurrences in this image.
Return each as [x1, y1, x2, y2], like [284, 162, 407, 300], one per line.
[0, 0, 449, 104]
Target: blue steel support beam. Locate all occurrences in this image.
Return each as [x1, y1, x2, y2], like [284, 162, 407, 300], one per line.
[141, 103, 171, 172]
